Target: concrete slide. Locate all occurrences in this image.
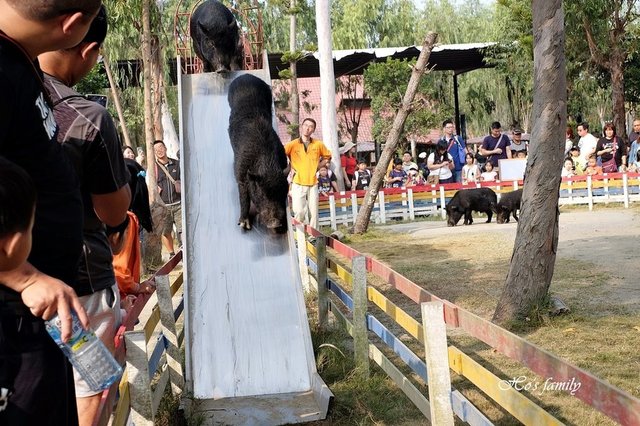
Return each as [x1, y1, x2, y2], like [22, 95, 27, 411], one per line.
[180, 68, 332, 424]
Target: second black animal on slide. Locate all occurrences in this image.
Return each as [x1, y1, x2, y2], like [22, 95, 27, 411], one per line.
[190, 0, 244, 73]
[228, 74, 289, 234]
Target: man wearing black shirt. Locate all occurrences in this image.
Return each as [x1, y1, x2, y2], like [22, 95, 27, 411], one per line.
[154, 140, 182, 257]
[0, 1, 100, 424]
[40, 6, 130, 425]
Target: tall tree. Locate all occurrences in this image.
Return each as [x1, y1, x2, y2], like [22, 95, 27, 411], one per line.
[493, 0, 566, 325]
[566, 0, 640, 140]
[353, 33, 439, 234]
[337, 75, 367, 144]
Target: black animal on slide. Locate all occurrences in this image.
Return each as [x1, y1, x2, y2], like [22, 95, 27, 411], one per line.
[228, 74, 288, 234]
[190, 0, 243, 73]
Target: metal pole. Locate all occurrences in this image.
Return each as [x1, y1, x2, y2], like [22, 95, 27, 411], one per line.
[315, 0, 344, 189]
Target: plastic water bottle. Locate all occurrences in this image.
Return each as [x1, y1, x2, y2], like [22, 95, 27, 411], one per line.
[45, 311, 123, 392]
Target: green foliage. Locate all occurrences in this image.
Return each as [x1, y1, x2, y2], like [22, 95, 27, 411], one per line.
[364, 58, 450, 144]
[280, 50, 306, 63]
[331, 0, 418, 49]
[310, 324, 424, 424]
[261, 0, 317, 52]
[75, 66, 109, 95]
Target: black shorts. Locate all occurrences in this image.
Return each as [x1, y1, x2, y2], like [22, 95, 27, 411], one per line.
[0, 309, 78, 426]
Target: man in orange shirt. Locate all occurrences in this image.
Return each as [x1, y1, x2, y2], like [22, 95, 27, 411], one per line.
[284, 118, 332, 229]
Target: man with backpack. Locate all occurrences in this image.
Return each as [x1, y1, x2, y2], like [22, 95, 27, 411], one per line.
[439, 119, 467, 182]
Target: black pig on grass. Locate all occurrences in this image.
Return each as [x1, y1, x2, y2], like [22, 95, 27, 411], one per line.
[496, 189, 522, 224]
[446, 188, 497, 226]
[228, 74, 288, 234]
[190, 0, 243, 73]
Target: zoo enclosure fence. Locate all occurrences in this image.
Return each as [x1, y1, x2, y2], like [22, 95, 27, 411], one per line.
[296, 223, 640, 425]
[317, 172, 640, 230]
[92, 252, 185, 426]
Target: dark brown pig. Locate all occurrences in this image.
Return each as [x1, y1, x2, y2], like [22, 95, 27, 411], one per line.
[190, 0, 243, 73]
[228, 74, 288, 234]
[496, 189, 522, 224]
[445, 188, 497, 226]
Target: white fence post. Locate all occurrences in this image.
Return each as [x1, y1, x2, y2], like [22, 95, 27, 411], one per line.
[296, 224, 311, 292]
[379, 190, 387, 224]
[421, 301, 454, 425]
[155, 274, 185, 395]
[352, 255, 370, 378]
[439, 186, 446, 219]
[329, 194, 337, 230]
[587, 176, 593, 210]
[408, 188, 415, 220]
[623, 173, 629, 208]
[351, 192, 358, 223]
[125, 330, 154, 425]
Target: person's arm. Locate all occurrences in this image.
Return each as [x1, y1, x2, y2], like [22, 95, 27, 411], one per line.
[427, 155, 447, 171]
[595, 140, 608, 157]
[506, 144, 512, 159]
[93, 185, 131, 227]
[0, 263, 89, 341]
[447, 154, 455, 170]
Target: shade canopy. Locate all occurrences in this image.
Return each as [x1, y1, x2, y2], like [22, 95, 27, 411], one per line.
[267, 43, 496, 79]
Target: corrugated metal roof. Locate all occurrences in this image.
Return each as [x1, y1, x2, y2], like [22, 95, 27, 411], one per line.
[268, 42, 496, 79]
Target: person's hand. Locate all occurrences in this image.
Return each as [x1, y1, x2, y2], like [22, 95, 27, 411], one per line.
[136, 280, 156, 294]
[20, 273, 89, 342]
[495, 148, 502, 154]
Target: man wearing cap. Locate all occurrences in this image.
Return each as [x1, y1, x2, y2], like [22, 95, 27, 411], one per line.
[510, 128, 527, 156]
[285, 118, 332, 229]
[438, 119, 467, 182]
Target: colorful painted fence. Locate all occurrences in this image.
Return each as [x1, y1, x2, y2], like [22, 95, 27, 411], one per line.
[318, 172, 640, 230]
[92, 252, 185, 426]
[296, 224, 640, 425]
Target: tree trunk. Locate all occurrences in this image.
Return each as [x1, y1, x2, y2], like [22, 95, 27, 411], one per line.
[492, 0, 566, 326]
[610, 53, 627, 141]
[289, 0, 300, 140]
[141, 0, 164, 270]
[151, 34, 164, 141]
[352, 32, 438, 234]
[102, 52, 133, 148]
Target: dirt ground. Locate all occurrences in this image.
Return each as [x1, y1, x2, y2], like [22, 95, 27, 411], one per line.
[383, 206, 640, 311]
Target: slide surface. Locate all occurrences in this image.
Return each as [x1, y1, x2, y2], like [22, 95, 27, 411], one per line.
[181, 69, 320, 402]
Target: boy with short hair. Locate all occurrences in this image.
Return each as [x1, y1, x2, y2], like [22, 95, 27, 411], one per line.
[0, 157, 36, 272]
[353, 160, 372, 190]
[0, 1, 100, 424]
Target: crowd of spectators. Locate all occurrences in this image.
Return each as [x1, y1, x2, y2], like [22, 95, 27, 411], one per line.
[564, 120, 640, 177]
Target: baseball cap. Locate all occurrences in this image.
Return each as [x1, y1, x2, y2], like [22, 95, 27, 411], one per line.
[513, 128, 523, 135]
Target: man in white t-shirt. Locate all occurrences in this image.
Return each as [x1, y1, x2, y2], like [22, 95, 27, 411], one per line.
[577, 122, 598, 167]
